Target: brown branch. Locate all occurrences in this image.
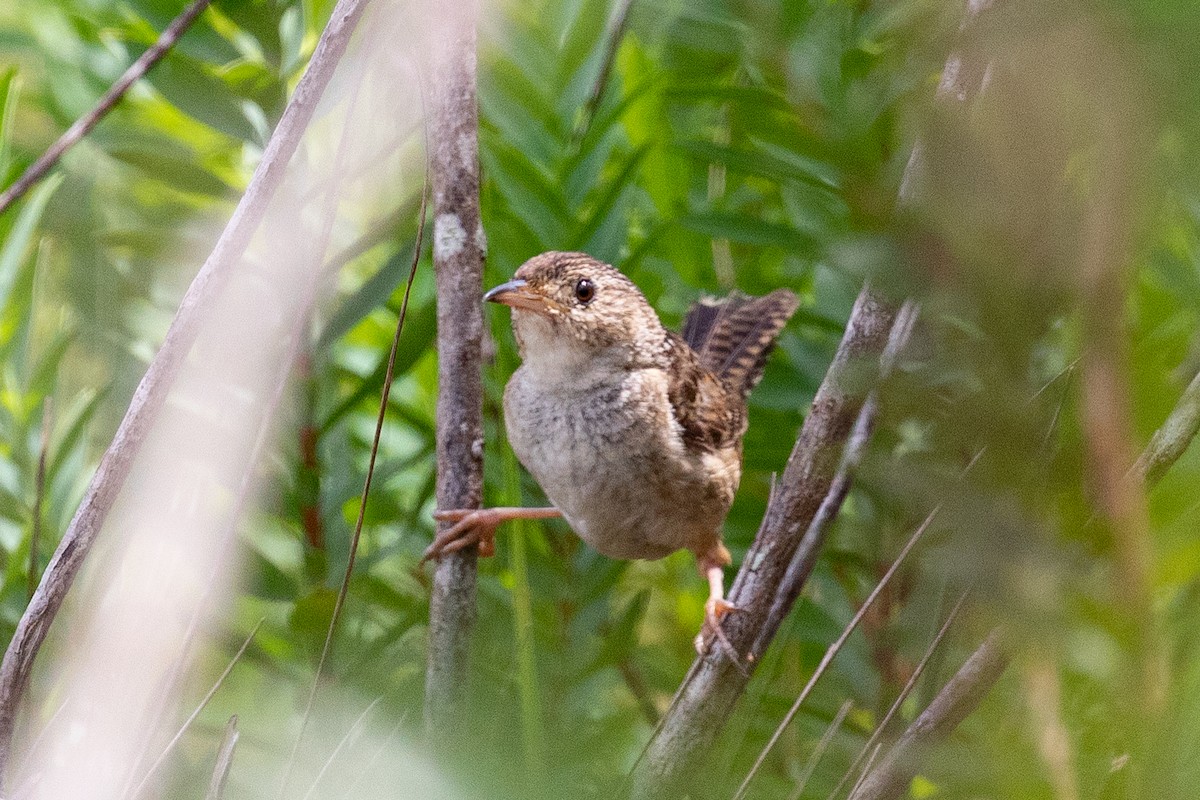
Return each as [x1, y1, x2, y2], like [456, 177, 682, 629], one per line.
[0, 0, 370, 777]
[847, 628, 1009, 800]
[424, 0, 487, 745]
[629, 2, 996, 792]
[0, 0, 214, 216]
[1131, 368, 1200, 486]
[629, 286, 898, 797]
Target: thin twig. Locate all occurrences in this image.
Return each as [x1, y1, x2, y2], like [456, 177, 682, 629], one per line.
[825, 591, 970, 800]
[300, 697, 383, 800]
[205, 716, 239, 800]
[336, 720, 404, 800]
[731, 509, 941, 800]
[785, 699, 853, 800]
[847, 628, 1009, 800]
[280, 149, 429, 796]
[847, 743, 883, 800]
[571, 0, 636, 144]
[1131, 368, 1200, 485]
[0, 0, 371, 775]
[28, 400, 51, 599]
[0, 0, 214, 215]
[128, 619, 263, 800]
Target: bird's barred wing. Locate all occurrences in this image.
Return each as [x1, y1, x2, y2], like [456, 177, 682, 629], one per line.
[664, 333, 746, 454]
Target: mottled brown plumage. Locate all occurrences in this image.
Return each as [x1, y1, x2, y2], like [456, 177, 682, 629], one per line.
[425, 251, 798, 651]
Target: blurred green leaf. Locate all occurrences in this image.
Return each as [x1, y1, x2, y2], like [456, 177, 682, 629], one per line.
[0, 176, 60, 323]
[145, 53, 261, 142]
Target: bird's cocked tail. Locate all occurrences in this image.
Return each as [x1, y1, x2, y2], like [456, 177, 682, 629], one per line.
[682, 289, 800, 398]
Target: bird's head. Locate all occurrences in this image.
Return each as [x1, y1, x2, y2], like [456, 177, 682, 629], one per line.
[485, 252, 668, 379]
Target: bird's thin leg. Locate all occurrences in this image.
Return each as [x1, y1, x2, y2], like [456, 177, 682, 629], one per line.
[693, 545, 742, 660]
[423, 507, 561, 562]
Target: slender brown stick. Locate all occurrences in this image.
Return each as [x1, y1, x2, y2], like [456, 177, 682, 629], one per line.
[0, 0, 214, 216]
[205, 716, 239, 800]
[0, 0, 370, 777]
[847, 629, 1009, 800]
[424, 0, 487, 745]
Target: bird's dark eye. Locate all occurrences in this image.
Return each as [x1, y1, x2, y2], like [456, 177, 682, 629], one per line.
[574, 278, 595, 304]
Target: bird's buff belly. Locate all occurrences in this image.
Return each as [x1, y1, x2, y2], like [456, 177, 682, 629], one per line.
[504, 371, 735, 560]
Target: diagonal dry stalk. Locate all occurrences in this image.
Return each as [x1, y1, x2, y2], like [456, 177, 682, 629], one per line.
[845, 312, 1200, 800]
[204, 716, 239, 800]
[0, 0, 371, 778]
[629, 286, 899, 797]
[0, 0, 215, 216]
[846, 628, 1010, 800]
[628, 4, 998, 795]
[825, 591, 970, 800]
[423, 0, 488, 746]
[126, 620, 264, 800]
[732, 502, 945, 800]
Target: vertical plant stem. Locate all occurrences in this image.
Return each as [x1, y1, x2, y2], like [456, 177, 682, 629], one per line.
[424, 0, 487, 745]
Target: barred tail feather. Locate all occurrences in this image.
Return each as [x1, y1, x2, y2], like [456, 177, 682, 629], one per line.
[682, 289, 799, 398]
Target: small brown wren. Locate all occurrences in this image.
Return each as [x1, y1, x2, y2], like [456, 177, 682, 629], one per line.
[425, 251, 798, 651]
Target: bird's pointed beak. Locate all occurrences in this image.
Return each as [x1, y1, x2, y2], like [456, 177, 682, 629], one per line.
[483, 279, 554, 313]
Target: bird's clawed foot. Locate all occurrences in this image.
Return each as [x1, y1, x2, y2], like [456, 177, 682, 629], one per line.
[424, 509, 502, 561]
[694, 597, 741, 656]
[423, 506, 562, 563]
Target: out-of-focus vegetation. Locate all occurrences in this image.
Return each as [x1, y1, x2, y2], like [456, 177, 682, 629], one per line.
[1, 0, 1200, 798]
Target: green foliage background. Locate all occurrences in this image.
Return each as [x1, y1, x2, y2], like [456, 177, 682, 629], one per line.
[1, 0, 1200, 798]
